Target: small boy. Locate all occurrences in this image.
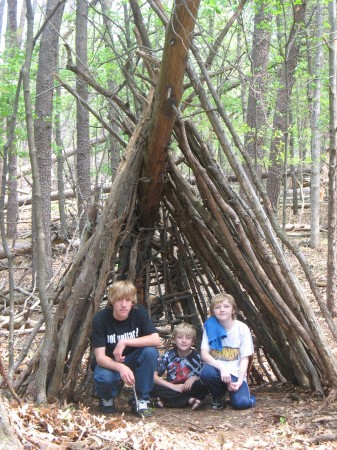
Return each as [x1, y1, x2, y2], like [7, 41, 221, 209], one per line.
[150, 323, 208, 409]
[200, 292, 256, 410]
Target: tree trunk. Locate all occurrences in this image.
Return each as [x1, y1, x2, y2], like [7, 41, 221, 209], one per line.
[5, 0, 18, 240]
[55, 83, 68, 240]
[76, 0, 91, 236]
[33, 0, 65, 280]
[1, 0, 19, 381]
[22, 0, 56, 404]
[100, 0, 121, 182]
[266, 2, 307, 210]
[327, 0, 337, 315]
[310, 3, 323, 248]
[244, 1, 272, 179]
[138, 0, 201, 227]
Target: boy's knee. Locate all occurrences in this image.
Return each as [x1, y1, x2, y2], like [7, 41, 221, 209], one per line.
[94, 366, 116, 386]
[200, 364, 218, 381]
[139, 346, 158, 361]
[231, 395, 256, 410]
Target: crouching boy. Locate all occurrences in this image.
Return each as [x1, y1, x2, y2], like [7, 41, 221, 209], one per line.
[200, 293, 256, 410]
[91, 280, 160, 417]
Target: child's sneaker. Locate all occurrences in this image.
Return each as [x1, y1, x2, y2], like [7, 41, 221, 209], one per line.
[130, 399, 153, 418]
[209, 396, 225, 410]
[99, 397, 116, 414]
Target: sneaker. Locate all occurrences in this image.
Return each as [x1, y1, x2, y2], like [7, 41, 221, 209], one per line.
[209, 396, 225, 410]
[130, 399, 153, 418]
[99, 397, 117, 414]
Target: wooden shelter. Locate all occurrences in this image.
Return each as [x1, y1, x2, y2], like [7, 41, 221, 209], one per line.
[11, 0, 337, 403]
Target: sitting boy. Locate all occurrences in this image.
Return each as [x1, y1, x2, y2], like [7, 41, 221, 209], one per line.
[150, 323, 208, 409]
[200, 292, 256, 410]
[91, 280, 160, 417]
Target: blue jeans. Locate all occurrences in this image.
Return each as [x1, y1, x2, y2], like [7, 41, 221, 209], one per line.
[94, 347, 158, 401]
[200, 363, 256, 410]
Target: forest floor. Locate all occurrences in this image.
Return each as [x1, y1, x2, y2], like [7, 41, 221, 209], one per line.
[4, 379, 337, 449]
[2, 204, 337, 449]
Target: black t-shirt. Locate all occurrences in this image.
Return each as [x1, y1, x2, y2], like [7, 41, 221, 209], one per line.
[91, 304, 158, 359]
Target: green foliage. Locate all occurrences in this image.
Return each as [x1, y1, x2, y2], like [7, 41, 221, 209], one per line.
[0, 0, 332, 195]
[0, 46, 24, 119]
[201, 0, 226, 15]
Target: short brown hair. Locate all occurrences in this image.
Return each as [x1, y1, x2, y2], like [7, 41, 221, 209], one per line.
[210, 292, 237, 319]
[172, 323, 196, 340]
[107, 280, 137, 306]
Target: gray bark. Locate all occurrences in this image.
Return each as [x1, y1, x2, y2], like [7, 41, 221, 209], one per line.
[310, 3, 323, 248]
[0, 397, 22, 450]
[266, 2, 307, 209]
[244, 1, 272, 178]
[76, 0, 91, 237]
[5, 0, 18, 240]
[33, 0, 65, 280]
[22, 0, 53, 404]
[327, 0, 337, 315]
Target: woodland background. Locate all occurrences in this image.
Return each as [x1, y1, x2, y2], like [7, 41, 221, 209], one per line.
[1, 0, 337, 448]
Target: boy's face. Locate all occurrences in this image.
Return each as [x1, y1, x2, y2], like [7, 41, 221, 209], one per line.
[213, 300, 234, 321]
[173, 332, 195, 353]
[112, 297, 133, 320]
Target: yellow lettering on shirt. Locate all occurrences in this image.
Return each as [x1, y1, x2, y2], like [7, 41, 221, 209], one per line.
[210, 346, 240, 361]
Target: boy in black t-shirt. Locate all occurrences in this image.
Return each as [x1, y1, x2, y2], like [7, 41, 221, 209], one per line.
[150, 323, 208, 409]
[92, 280, 160, 417]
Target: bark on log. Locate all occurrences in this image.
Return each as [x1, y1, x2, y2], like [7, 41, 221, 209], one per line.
[0, 396, 22, 450]
[138, 0, 201, 227]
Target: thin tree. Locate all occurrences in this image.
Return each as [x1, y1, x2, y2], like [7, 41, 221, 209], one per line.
[244, 1, 272, 179]
[55, 84, 68, 240]
[5, 0, 18, 240]
[33, 0, 65, 280]
[22, 0, 53, 404]
[76, 0, 91, 237]
[310, 2, 324, 248]
[266, 1, 307, 210]
[327, 0, 337, 315]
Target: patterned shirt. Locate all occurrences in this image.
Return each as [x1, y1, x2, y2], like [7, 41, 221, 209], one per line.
[157, 348, 203, 384]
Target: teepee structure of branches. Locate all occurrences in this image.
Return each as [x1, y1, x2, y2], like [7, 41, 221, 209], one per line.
[10, 0, 337, 403]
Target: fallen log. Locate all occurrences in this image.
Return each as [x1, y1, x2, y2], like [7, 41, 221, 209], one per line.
[0, 243, 32, 259]
[7, 184, 112, 208]
[0, 237, 80, 260]
[285, 223, 311, 232]
[0, 396, 22, 450]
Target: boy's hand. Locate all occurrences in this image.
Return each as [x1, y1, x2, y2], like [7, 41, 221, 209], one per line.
[228, 380, 242, 392]
[170, 384, 184, 393]
[219, 366, 231, 383]
[113, 340, 126, 362]
[118, 364, 135, 385]
[182, 376, 198, 391]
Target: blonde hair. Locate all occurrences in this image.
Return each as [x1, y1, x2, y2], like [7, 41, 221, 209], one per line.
[107, 280, 137, 306]
[172, 323, 196, 340]
[210, 292, 237, 319]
